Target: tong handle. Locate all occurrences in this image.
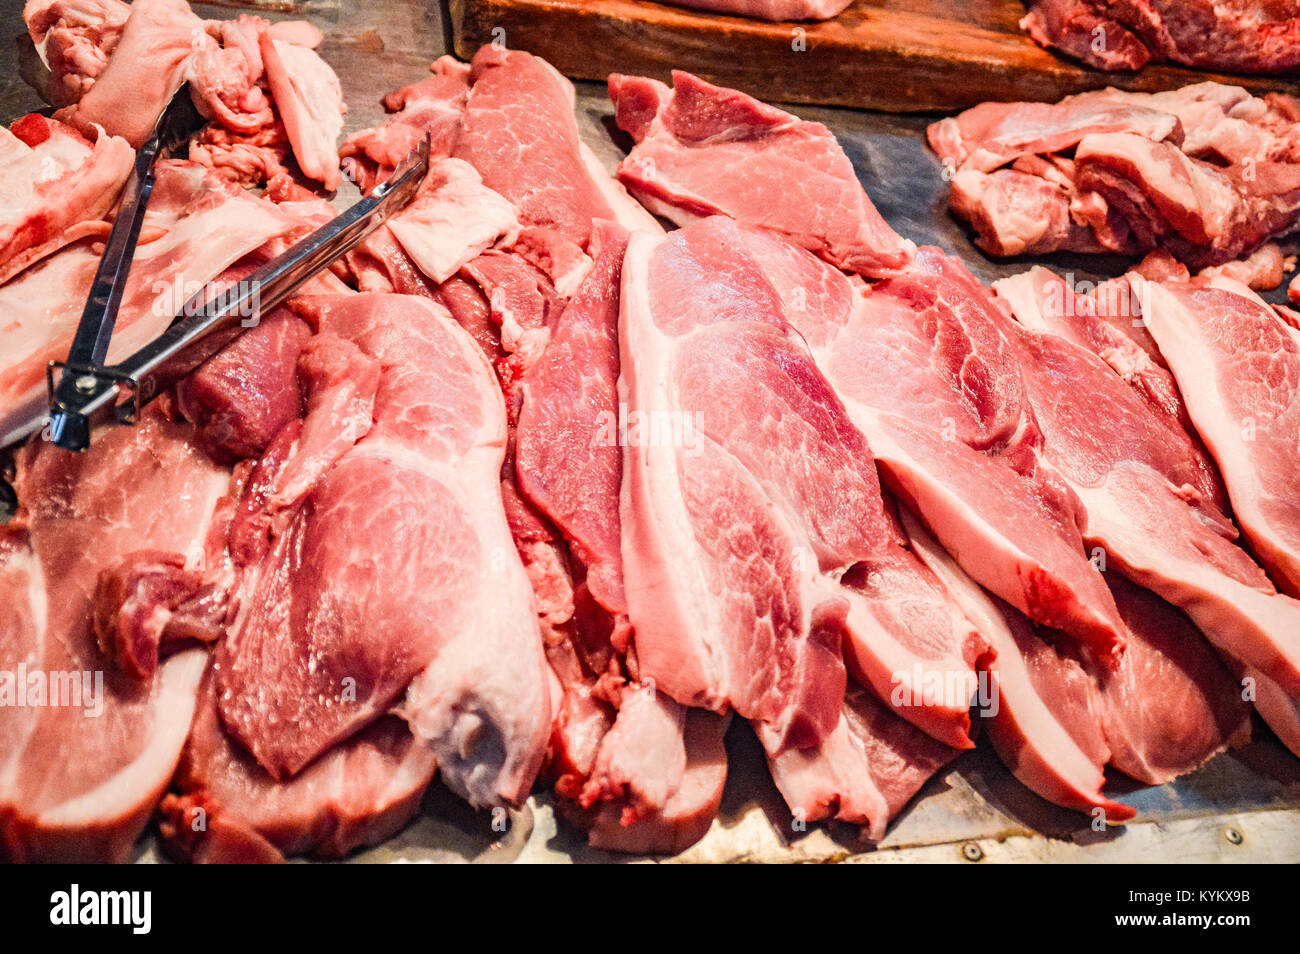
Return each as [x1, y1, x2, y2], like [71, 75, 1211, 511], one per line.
[44, 135, 431, 452]
[45, 88, 200, 451]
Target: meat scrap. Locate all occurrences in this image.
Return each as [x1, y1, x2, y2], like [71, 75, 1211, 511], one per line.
[929, 83, 1300, 267]
[25, 0, 346, 190]
[1022, 0, 1300, 74]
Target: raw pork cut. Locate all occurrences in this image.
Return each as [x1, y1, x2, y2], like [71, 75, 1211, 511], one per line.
[219, 293, 551, 807]
[1137, 278, 1300, 596]
[901, 510, 1134, 822]
[340, 57, 471, 194]
[449, 207, 729, 850]
[716, 217, 992, 750]
[384, 158, 519, 284]
[454, 46, 637, 250]
[0, 113, 133, 283]
[1022, 0, 1300, 73]
[618, 216, 986, 755]
[619, 216, 863, 749]
[258, 29, 345, 191]
[609, 70, 914, 277]
[24, 0, 131, 106]
[159, 675, 436, 863]
[929, 83, 1300, 266]
[992, 265, 1227, 511]
[1001, 280, 1300, 696]
[56, 0, 207, 147]
[33, 0, 346, 189]
[1090, 573, 1249, 785]
[767, 685, 960, 840]
[0, 405, 228, 861]
[761, 238, 1126, 660]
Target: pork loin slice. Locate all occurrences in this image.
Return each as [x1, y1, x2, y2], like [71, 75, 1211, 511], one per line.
[1004, 305, 1300, 697]
[507, 219, 729, 852]
[993, 265, 1227, 512]
[1138, 279, 1300, 598]
[1092, 574, 1250, 786]
[218, 293, 551, 809]
[900, 512, 1136, 823]
[454, 46, 624, 249]
[620, 216, 910, 753]
[0, 407, 229, 862]
[609, 70, 914, 277]
[764, 237, 1125, 662]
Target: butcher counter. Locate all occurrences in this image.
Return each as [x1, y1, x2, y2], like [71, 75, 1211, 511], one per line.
[2, 0, 1298, 864]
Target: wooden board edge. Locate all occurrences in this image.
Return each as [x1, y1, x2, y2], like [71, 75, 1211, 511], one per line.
[449, 0, 1300, 113]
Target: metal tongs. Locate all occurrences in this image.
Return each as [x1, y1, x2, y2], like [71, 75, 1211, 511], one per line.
[44, 92, 430, 453]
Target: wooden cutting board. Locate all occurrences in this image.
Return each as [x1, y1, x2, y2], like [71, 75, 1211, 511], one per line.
[448, 0, 1300, 112]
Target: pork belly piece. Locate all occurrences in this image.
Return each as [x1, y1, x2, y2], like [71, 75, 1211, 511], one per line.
[0, 113, 133, 283]
[217, 293, 551, 809]
[32, 0, 346, 189]
[947, 165, 1125, 257]
[609, 70, 914, 277]
[1020, 0, 1153, 70]
[1138, 278, 1300, 597]
[0, 405, 229, 862]
[1197, 242, 1287, 290]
